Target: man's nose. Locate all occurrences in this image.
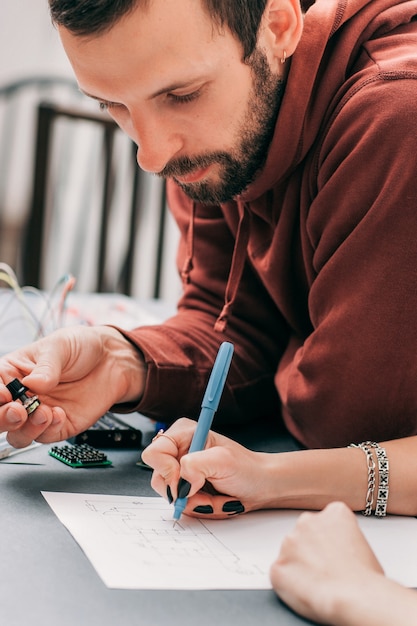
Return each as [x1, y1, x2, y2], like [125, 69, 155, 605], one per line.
[132, 115, 183, 174]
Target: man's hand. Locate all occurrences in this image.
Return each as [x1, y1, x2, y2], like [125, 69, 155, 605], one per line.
[0, 325, 146, 447]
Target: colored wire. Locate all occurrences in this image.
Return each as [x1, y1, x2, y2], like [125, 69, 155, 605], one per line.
[0, 263, 76, 341]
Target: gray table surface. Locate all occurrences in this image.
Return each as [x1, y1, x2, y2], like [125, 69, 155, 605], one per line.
[1, 417, 318, 626]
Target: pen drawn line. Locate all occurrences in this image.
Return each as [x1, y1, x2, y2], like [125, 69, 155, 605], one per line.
[83, 498, 264, 576]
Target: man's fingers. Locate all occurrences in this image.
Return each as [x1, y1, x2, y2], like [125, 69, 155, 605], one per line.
[6, 404, 54, 448]
[23, 358, 62, 391]
[35, 406, 67, 444]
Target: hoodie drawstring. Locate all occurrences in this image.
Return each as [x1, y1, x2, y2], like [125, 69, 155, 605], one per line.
[214, 204, 250, 332]
[180, 201, 250, 333]
[180, 201, 196, 285]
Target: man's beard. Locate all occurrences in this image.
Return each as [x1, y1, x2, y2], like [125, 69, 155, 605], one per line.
[158, 49, 285, 204]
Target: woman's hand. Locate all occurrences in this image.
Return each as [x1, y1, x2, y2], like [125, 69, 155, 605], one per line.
[270, 502, 384, 624]
[0, 325, 146, 447]
[142, 417, 275, 518]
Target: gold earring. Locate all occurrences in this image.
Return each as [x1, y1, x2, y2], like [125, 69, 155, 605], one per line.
[281, 50, 287, 64]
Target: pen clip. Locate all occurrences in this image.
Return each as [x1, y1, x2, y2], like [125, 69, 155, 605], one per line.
[201, 342, 234, 411]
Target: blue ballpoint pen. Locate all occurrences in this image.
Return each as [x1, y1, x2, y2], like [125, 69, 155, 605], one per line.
[172, 341, 234, 523]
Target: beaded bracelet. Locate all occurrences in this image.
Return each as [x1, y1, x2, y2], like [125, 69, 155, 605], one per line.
[348, 441, 389, 517]
[367, 443, 389, 517]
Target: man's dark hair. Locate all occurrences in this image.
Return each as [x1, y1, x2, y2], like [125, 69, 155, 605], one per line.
[48, 0, 268, 60]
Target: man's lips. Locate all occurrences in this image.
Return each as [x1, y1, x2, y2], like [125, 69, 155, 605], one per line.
[174, 165, 212, 184]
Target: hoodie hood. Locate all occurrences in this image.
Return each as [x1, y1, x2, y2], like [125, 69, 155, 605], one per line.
[240, 0, 417, 202]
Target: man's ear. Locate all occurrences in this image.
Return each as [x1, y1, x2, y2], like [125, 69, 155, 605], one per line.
[259, 0, 303, 71]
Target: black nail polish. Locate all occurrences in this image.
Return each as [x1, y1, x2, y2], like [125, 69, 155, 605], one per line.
[166, 485, 173, 504]
[222, 500, 245, 514]
[177, 478, 191, 499]
[193, 505, 214, 514]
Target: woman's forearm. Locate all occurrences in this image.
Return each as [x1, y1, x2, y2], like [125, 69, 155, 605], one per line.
[259, 446, 368, 511]
[259, 435, 417, 515]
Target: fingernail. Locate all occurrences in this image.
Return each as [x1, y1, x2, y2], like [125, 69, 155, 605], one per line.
[177, 478, 191, 499]
[167, 485, 173, 504]
[6, 409, 23, 425]
[222, 500, 245, 514]
[30, 411, 48, 425]
[193, 505, 214, 514]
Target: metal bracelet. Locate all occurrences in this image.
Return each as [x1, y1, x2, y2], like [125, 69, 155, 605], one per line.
[348, 442, 376, 516]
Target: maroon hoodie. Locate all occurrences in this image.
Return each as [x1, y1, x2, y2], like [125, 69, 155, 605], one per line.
[119, 0, 417, 448]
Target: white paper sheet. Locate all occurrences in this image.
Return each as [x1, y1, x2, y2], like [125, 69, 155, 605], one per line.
[42, 491, 417, 590]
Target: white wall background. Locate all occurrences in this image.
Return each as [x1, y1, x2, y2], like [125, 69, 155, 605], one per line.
[0, 0, 181, 303]
[0, 0, 73, 84]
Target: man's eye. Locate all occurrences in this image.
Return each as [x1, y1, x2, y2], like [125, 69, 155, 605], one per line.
[169, 91, 200, 104]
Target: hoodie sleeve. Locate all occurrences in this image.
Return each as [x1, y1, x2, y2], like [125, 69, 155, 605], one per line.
[277, 71, 417, 448]
[117, 186, 287, 427]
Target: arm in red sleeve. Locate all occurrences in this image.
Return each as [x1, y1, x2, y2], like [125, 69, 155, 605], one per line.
[278, 75, 417, 447]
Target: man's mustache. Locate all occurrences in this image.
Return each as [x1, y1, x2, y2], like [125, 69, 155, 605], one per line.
[157, 152, 233, 179]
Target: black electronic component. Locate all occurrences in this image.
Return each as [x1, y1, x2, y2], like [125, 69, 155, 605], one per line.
[49, 443, 112, 468]
[67, 411, 142, 448]
[6, 378, 40, 414]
